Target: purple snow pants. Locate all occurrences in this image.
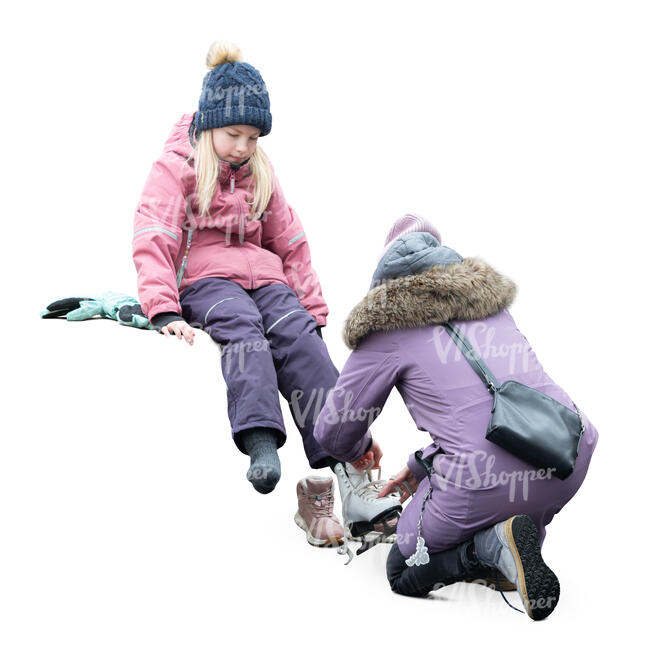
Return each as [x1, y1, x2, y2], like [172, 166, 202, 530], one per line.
[179, 277, 339, 468]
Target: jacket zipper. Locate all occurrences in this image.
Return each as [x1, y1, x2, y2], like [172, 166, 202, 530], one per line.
[227, 166, 253, 287]
[238, 192, 254, 288]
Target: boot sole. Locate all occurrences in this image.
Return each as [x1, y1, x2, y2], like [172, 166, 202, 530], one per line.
[294, 512, 344, 547]
[505, 514, 560, 620]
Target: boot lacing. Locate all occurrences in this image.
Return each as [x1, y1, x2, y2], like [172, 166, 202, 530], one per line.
[307, 488, 336, 519]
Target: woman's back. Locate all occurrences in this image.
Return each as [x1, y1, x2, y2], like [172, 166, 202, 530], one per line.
[317, 229, 598, 489]
[314, 217, 599, 561]
[374, 310, 586, 473]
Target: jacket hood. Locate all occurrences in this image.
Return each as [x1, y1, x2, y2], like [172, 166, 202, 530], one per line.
[343, 223, 517, 349]
[369, 232, 463, 290]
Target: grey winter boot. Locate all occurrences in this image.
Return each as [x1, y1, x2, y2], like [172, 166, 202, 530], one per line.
[473, 514, 560, 620]
[464, 567, 517, 591]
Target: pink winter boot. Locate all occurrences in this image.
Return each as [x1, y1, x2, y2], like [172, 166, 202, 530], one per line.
[295, 476, 345, 547]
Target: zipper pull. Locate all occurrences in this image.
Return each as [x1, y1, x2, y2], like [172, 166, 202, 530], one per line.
[230, 172, 235, 194]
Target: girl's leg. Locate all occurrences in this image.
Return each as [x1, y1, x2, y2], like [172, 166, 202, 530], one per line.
[248, 283, 341, 469]
[249, 283, 339, 468]
[179, 278, 287, 481]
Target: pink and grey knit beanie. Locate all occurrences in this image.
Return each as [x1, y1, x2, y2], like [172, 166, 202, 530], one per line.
[379, 213, 442, 260]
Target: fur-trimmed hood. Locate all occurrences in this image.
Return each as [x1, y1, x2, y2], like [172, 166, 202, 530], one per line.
[343, 255, 518, 349]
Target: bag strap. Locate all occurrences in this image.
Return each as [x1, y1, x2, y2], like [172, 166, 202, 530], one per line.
[443, 322, 501, 393]
[445, 322, 587, 439]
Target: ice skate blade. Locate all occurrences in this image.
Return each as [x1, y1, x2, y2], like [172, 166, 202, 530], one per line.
[345, 525, 397, 544]
[348, 506, 401, 538]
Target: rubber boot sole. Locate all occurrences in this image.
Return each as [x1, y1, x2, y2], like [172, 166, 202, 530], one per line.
[294, 512, 344, 547]
[506, 514, 560, 620]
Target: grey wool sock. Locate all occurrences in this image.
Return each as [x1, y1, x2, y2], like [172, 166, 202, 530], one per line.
[239, 428, 281, 494]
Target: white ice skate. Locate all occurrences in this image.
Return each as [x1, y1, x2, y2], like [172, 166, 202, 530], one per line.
[333, 462, 402, 559]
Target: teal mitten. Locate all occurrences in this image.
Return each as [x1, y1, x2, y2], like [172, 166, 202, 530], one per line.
[40, 291, 154, 329]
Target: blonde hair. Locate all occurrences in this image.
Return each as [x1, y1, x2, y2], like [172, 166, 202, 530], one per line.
[192, 40, 274, 222]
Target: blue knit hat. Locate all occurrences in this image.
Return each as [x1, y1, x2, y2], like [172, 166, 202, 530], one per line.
[189, 41, 272, 145]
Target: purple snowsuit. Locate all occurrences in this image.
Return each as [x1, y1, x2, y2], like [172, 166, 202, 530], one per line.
[313, 245, 598, 561]
[179, 276, 342, 468]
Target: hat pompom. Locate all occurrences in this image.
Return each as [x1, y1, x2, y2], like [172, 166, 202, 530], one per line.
[206, 40, 243, 69]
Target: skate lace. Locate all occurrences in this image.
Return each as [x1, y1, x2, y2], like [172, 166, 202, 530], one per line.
[352, 468, 397, 501]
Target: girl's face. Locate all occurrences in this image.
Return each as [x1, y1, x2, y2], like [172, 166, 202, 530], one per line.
[211, 124, 261, 164]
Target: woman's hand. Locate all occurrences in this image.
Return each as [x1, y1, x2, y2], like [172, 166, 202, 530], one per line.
[377, 465, 420, 503]
[160, 320, 195, 346]
[350, 440, 383, 471]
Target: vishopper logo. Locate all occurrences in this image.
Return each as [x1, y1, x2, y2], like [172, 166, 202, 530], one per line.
[220, 337, 271, 374]
[367, 276, 397, 309]
[199, 82, 268, 118]
[170, 324, 274, 374]
[136, 192, 190, 231]
[285, 260, 312, 300]
[289, 387, 384, 429]
[427, 322, 532, 374]
[246, 466, 275, 481]
[181, 199, 274, 245]
[138, 151, 271, 232]
[428, 450, 555, 502]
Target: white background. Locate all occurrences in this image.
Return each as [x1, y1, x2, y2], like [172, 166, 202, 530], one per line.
[2, 0, 648, 647]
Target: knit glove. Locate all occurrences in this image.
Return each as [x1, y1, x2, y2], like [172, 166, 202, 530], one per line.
[40, 291, 154, 329]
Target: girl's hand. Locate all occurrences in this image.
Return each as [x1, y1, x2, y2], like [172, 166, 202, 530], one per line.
[351, 440, 383, 471]
[160, 320, 195, 346]
[377, 465, 419, 503]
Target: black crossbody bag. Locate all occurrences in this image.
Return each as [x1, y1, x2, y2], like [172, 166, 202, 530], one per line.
[443, 322, 584, 480]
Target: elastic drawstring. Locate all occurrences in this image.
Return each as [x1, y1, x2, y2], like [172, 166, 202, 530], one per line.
[188, 114, 197, 148]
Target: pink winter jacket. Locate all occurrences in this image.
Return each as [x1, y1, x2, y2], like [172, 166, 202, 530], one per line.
[132, 113, 328, 326]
